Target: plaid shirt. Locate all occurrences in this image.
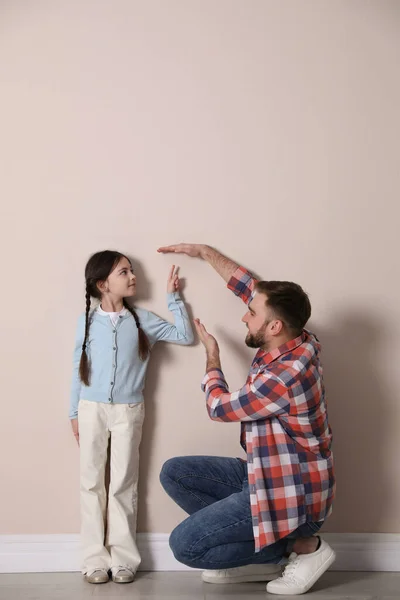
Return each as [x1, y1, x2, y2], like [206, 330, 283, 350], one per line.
[201, 267, 335, 551]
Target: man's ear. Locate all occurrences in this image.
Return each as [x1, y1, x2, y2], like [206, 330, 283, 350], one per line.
[270, 319, 284, 336]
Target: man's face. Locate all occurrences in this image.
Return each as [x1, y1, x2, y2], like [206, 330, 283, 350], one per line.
[242, 292, 275, 349]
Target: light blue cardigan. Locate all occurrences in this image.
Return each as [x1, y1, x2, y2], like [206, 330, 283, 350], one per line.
[69, 292, 193, 418]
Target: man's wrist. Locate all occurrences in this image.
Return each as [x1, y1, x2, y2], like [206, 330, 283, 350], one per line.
[206, 350, 221, 371]
[199, 244, 207, 260]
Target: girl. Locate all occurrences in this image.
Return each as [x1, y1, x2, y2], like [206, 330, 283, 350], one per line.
[69, 250, 193, 584]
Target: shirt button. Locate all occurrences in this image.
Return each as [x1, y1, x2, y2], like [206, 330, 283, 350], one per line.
[113, 347, 116, 350]
[113, 330, 116, 333]
[119, 315, 123, 318]
[108, 398, 111, 402]
[110, 382, 114, 385]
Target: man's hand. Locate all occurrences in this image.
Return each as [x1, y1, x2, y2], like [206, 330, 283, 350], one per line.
[71, 418, 79, 446]
[158, 243, 205, 258]
[194, 319, 219, 354]
[158, 243, 238, 284]
[194, 319, 221, 371]
[167, 264, 180, 294]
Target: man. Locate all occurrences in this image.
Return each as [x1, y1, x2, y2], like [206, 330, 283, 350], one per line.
[158, 243, 335, 595]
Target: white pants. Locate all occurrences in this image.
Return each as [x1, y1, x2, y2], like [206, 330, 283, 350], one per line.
[78, 399, 145, 574]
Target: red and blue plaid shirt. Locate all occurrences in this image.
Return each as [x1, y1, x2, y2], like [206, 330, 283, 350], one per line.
[201, 267, 335, 551]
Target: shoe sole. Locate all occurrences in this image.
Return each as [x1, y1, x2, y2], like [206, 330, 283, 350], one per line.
[202, 568, 282, 584]
[267, 550, 336, 595]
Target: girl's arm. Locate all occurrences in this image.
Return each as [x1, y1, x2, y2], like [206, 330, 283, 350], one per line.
[142, 293, 194, 345]
[69, 314, 85, 419]
[141, 265, 194, 345]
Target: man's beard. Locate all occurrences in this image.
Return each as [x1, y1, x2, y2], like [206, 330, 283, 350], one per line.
[245, 322, 269, 349]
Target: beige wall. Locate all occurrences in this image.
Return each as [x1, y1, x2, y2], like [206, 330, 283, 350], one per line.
[0, 0, 399, 536]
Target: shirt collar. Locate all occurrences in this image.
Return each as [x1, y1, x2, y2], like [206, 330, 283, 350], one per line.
[254, 331, 306, 366]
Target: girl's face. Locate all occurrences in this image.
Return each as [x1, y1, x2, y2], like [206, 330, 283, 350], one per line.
[98, 257, 137, 300]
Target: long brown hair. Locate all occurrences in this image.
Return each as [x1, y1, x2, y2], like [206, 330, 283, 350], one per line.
[79, 250, 150, 385]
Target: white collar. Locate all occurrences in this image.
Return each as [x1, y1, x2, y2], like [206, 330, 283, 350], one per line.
[97, 305, 127, 317]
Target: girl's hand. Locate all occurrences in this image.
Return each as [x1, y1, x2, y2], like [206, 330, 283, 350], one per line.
[71, 418, 79, 446]
[167, 265, 180, 294]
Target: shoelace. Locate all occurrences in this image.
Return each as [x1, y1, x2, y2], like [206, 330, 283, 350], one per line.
[114, 566, 133, 574]
[88, 568, 107, 577]
[281, 556, 301, 582]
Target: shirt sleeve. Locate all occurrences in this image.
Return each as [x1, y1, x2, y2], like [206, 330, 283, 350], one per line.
[227, 266, 259, 305]
[144, 293, 194, 346]
[69, 315, 85, 419]
[201, 368, 290, 422]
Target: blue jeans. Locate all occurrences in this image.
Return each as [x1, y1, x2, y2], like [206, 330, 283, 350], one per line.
[160, 455, 322, 570]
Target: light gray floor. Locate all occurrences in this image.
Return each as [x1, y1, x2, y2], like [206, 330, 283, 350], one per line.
[0, 571, 398, 600]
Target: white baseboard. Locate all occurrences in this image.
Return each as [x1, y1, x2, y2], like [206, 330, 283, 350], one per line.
[0, 533, 399, 573]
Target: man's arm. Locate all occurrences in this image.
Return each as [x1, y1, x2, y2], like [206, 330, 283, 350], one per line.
[202, 368, 290, 422]
[194, 318, 222, 372]
[200, 245, 239, 283]
[157, 243, 239, 283]
[193, 319, 290, 422]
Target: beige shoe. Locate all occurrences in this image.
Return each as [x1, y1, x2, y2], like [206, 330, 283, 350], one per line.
[85, 569, 109, 584]
[111, 567, 135, 583]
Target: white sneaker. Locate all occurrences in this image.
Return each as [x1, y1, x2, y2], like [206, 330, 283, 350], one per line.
[111, 566, 135, 583]
[202, 563, 282, 584]
[85, 568, 109, 584]
[266, 539, 336, 595]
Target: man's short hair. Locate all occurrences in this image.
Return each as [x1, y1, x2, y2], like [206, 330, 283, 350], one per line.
[255, 280, 311, 336]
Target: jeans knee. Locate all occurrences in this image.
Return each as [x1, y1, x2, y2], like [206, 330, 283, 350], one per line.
[160, 456, 190, 490]
[159, 457, 178, 490]
[169, 524, 182, 558]
[169, 522, 200, 566]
